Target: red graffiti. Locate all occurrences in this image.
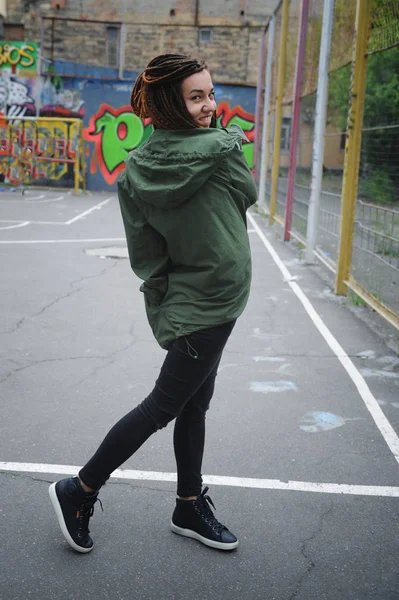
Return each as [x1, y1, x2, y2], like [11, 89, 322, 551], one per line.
[217, 101, 255, 142]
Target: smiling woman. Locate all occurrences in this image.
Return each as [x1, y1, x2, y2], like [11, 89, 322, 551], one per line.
[181, 70, 217, 128]
[49, 53, 258, 557]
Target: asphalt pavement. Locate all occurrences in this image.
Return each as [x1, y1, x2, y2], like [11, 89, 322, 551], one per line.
[0, 189, 398, 600]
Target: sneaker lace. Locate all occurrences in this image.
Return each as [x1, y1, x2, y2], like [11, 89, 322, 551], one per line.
[195, 487, 225, 533]
[77, 497, 103, 538]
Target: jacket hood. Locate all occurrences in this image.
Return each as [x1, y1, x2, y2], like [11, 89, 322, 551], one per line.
[123, 125, 247, 209]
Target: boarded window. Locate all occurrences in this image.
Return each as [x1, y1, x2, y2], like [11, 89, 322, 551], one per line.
[4, 24, 25, 41]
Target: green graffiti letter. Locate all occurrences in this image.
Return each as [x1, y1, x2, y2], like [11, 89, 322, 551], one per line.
[95, 111, 144, 173]
[216, 111, 255, 169]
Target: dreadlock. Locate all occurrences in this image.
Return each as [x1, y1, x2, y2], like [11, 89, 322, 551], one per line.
[131, 54, 217, 130]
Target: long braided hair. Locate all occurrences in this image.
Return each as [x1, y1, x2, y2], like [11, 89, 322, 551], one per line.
[131, 54, 217, 130]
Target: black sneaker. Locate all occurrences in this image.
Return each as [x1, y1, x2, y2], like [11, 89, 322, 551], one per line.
[49, 477, 100, 553]
[171, 487, 238, 551]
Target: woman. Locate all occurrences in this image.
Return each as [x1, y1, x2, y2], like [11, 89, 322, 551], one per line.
[49, 54, 257, 553]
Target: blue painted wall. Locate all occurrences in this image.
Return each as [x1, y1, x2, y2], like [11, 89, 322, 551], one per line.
[14, 61, 257, 191]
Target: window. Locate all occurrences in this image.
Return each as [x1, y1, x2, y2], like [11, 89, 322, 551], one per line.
[105, 25, 120, 68]
[199, 28, 213, 44]
[280, 117, 291, 152]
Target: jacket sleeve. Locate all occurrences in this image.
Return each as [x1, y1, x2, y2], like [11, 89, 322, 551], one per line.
[117, 171, 170, 304]
[227, 127, 258, 210]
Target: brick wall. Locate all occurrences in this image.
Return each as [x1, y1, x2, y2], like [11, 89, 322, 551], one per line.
[5, 0, 277, 84]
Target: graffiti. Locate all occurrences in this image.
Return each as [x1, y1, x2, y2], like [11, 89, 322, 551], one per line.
[0, 43, 38, 72]
[40, 75, 85, 118]
[84, 105, 152, 185]
[0, 118, 83, 187]
[217, 101, 255, 168]
[0, 73, 36, 118]
[0, 73, 84, 120]
[84, 101, 255, 186]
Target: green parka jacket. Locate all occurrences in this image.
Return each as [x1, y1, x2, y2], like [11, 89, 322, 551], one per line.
[117, 125, 257, 349]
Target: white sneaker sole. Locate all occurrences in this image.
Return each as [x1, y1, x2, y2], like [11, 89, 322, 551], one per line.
[170, 521, 239, 551]
[49, 483, 93, 554]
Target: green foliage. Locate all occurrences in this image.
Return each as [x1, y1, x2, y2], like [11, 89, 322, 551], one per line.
[349, 292, 367, 307]
[359, 169, 395, 205]
[363, 47, 399, 128]
[328, 46, 399, 129]
[328, 46, 399, 205]
[328, 66, 351, 130]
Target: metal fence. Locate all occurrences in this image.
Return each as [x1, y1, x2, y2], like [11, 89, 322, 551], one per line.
[255, 0, 399, 330]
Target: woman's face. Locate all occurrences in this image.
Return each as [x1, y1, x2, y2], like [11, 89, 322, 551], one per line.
[181, 70, 217, 128]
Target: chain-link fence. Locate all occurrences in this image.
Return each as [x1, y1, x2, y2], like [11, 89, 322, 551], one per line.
[256, 0, 399, 328]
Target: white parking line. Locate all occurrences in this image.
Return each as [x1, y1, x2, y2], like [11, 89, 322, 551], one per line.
[23, 193, 45, 200]
[247, 211, 399, 466]
[0, 237, 126, 244]
[30, 194, 65, 204]
[0, 221, 30, 230]
[13, 221, 70, 225]
[0, 196, 115, 229]
[0, 194, 64, 204]
[0, 462, 398, 497]
[65, 197, 114, 224]
[0, 219, 28, 223]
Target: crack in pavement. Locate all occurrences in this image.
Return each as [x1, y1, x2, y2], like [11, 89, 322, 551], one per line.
[1, 354, 114, 384]
[1, 330, 139, 385]
[71, 337, 138, 387]
[289, 503, 334, 600]
[1, 472, 55, 486]
[0, 261, 118, 336]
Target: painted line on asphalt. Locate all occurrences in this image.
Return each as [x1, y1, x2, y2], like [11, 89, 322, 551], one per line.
[64, 196, 114, 224]
[13, 221, 71, 225]
[0, 462, 398, 497]
[0, 220, 30, 230]
[247, 211, 399, 466]
[0, 194, 64, 204]
[0, 193, 43, 202]
[22, 193, 45, 201]
[0, 237, 126, 244]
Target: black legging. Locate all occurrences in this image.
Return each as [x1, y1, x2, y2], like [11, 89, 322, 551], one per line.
[79, 320, 235, 497]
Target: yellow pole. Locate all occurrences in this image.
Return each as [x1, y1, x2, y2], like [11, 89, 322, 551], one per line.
[335, 0, 373, 295]
[73, 120, 83, 195]
[74, 156, 79, 195]
[269, 0, 289, 225]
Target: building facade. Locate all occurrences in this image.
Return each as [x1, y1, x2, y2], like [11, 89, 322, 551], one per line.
[4, 0, 277, 84]
[0, 1, 276, 190]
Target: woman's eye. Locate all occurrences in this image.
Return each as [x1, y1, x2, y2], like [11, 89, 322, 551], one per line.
[209, 92, 215, 99]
